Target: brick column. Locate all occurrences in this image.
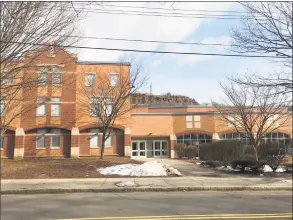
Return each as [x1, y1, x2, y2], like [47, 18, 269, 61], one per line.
[170, 134, 176, 158]
[71, 127, 79, 158]
[14, 128, 25, 159]
[212, 133, 220, 142]
[124, 128, 131, 157]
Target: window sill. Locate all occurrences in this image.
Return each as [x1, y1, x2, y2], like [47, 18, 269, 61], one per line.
[50, 147, 60, 149]
[51, 115, 61, 117]
[90, 146, 99, 149]
[36, 115, 46, 117]
[36, 147, 46, 150]
[105, 146, 112, 148]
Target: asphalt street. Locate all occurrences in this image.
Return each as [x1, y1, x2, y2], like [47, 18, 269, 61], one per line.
[1, 191, 292, 220]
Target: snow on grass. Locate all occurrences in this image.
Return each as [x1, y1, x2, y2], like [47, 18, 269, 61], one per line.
[276, 166, 287, 173]
[262, 165, 287, 173]
[216, 166, 234, 171]
[98, 161, 182, 177]
[116, 181, 137, 187]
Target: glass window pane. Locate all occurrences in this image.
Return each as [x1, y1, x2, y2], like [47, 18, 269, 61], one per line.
[154, 142, 160, 150]
[139, 142, 145, 150]
[186, 122, 193, 128]
[51, 129, 61, 134]
[132, 142, 137, 150]
[1, 136, 4, 149]
[51, 136, 60, 147]
[51, 104, 60, 116]
[184, 134, 190, 139]
[90, 135, 98, 147]
[177, 140, 183, 144]
[162, 141, 168, 150]
[184, 140, 191, 146]
[140, 151, 145, 156]
[272, 133, 278, 138]
[132, 151, 138, 156]
[90, 129, 99, 134]
[194, 122, 201, 128]
[191, 140, 199, 146]
[85, 74, 95, 86]
[191, 133, 198, 139]
[37, 136, 45, 148]
[104, 104, 112, 116]
[37, 129, 47, 134]
[177, 136, 183, 140]
[110, 74, 119, 87]
[37, 104, 46, 116]
[198, 134, 205, 140]
[52, 73, 62, 85]
[104, 135, 112, 146]
[51, 97, 61, 103]
[194, 115, 200, 122]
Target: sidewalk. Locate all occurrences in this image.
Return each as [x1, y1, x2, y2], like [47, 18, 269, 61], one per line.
[1, 176, 292, 194]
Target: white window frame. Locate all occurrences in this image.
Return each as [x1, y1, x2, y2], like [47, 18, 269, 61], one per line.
[36, 129, 46, 149]
[50, 129, 61, 149]
[104, 134, 112, 148]
[104, 103, 113, 117]
[90, 97, 100, 116]
[37, 103, 46, 116]
[194, 115, 201, 128]
[0, 97, 4, 116]
[51, 97, 61, 116]
[52, 67, 62, 86]
[186, 115, 193, 128]
[110, 73, 119, 87]
[38, 67, 48, 85]
[0, 135, 4, 150]
[85, 73, 95, 87]
[90, 129, 99, 148]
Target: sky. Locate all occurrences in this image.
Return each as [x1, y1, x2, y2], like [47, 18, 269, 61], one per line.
[74, 2, 283, 104]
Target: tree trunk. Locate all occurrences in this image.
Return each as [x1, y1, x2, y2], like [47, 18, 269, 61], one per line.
[100, 136, 105, 159]
[254, 147, 259, 161]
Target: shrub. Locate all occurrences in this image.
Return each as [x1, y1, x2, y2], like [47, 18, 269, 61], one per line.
[258, 142, 287, 172]
[199, 140, 246, 166]
[174, 143, 185, 159]
[202, 160, 223, 168]
[185, 145, 197, 158]
[231, 160, 264, 172]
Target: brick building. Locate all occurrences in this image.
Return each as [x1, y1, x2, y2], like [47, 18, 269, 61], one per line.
[1, 47, 292, 159]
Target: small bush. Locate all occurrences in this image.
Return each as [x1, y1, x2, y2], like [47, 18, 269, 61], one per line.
[202, 160, 223, 168]
[185, 145, 197, 158]
[231, 160, 264, 172]
[258, 142, 287, 172]
[174, 143, 185, 159]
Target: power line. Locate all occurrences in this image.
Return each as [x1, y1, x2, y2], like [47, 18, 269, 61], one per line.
[19, 32, 234, 47]
[2, 41, 285, 59]
[48, 6, 261, 20]
[76, 2, 251, 14]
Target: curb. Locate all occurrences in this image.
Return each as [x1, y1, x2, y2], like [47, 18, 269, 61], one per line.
[1, 186, 292, 195]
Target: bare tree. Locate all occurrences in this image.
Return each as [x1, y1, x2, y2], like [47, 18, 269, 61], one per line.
[213, 82, 291, 161]
[79, 62, 147, 159]
[230, 2, 292, 96]
[0, 2, 88, 152]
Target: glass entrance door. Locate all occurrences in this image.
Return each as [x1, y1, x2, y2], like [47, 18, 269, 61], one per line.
[153, 140, 169, 158]
[131, 141, 146, 158]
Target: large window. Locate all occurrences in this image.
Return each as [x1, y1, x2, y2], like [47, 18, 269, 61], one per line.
[261, 132, 291, 145]
[176, 133, 212, 146]
[220, 132, 252, 145]
[36, 128, 62, 149]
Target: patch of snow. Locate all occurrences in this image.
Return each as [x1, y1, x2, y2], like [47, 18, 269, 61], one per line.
[263, 165, 273, 172]
[98, 161, 182, 177]
[116, 181, 137, 187]
[276, 166, 286, 173]
[260, 174, 264, 177]
[196, 162, 201, 165]
[244, 167, 252, 172]
[216, 166, 234, 171]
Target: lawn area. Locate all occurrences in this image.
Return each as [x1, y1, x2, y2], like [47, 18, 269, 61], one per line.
[1, 157, 142, 179]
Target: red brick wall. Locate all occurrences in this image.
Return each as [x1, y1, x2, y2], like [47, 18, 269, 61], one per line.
[0, 130, 15, 159]
[24, 129, 70, 157]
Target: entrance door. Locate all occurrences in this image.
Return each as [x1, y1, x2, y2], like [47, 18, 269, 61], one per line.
[153, 140, 169, 158]
[131, 141, 146, 158]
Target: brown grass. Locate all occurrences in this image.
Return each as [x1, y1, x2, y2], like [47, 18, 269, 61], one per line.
[1, 157, 142, 179]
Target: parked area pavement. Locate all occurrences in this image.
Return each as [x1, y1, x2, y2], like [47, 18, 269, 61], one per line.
[1, 191, 292, 220]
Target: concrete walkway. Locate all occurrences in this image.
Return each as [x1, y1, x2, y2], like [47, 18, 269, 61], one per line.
[1, 176, 291, 194]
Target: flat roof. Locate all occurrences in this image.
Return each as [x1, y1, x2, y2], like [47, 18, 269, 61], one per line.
[77, 61, 131, 65]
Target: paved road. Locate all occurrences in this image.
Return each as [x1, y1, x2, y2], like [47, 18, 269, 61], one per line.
[1, 191, 292, 220]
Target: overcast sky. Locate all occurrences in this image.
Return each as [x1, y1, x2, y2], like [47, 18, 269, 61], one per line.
[74, 2, 283, 104]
